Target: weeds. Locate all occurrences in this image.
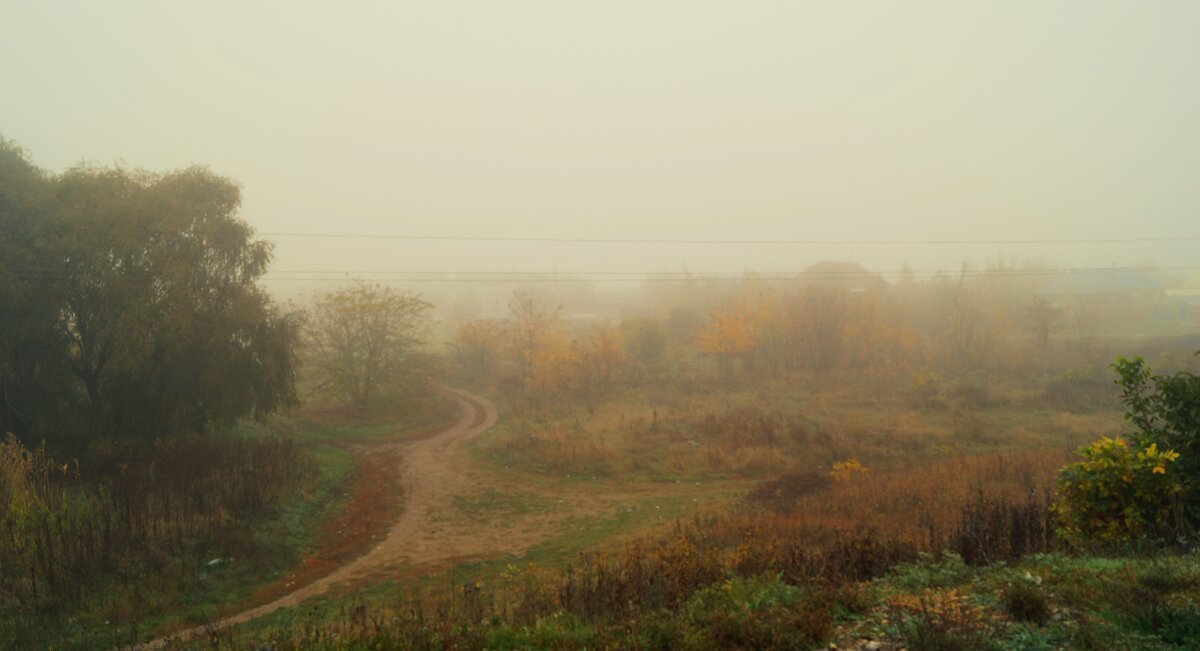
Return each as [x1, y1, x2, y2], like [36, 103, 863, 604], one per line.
[0, 434, 315, 645]
[886, 589, 996, 651]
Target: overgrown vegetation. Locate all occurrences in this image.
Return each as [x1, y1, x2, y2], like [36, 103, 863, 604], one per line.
[0, 434, 318, 649]
[161, 479, 1195, 650]
[157, 347, 1199, 650]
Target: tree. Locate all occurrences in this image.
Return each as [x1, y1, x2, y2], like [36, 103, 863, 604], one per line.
[1026, 296, 1060, 354]
[305, 282, 433, 408]
[620, 317, 666, 374]
[568, 326, 626, 397]
[0, 141, 299, 447]
[0, 140, 75, 439]
[696, 298, 764, 379]
[507, 291, 562, 393]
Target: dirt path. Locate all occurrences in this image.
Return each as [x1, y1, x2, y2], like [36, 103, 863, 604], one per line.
[145, 387, 730, 648]
[147, 388, 498, 648]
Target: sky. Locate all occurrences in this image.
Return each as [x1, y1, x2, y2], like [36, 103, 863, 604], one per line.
[3, 1, 1199, 296]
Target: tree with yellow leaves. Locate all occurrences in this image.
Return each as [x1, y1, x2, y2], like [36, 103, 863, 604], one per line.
[695, 298, 765, 379]
[507, 291, 564, 394]
[569, 326, 627, 397]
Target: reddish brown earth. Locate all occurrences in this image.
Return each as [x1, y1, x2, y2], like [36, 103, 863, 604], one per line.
[246, 444, 403, 606]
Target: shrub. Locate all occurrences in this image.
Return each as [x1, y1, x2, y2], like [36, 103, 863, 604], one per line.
[745, 471, 831, 511]
[1001, 579, 1049, 625]
[1051, 437, 1183, 548]
[1041, 367, 1114, 411]
[683, 576, 830, 650]
[1112, 354, 1200, 529]
[830, 458, 869, 482]
[886, 588, 995, 651]
[888, 552, 974, 591]
[909, 371, 945, 409]
[951, 377, 993, 409]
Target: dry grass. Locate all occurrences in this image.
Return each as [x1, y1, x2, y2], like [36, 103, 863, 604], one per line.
[480, 373, 1119, 482]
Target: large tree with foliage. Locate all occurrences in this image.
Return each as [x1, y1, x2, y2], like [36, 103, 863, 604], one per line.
[0, 140, 77, 439]
[305, 282, 434, 408]
[0, 139, 299, 448]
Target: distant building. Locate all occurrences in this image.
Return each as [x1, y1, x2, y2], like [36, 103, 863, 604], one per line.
[1036, 268, 1170, 323]
[1038, 268, 1167, 300]
[1164, 271, 1200, 322]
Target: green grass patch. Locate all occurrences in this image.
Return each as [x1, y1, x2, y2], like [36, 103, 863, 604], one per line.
[843, 551, 1200, 651]
[451, 489, 554, 519]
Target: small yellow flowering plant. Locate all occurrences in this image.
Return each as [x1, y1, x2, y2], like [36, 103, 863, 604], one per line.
[830, 457, 869, 482]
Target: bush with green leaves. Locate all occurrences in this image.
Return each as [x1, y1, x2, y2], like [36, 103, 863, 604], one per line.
[1050, 353, 1198, 547]
[1051, 437, 1182, 547]
[1112, 354, 1200, 528]
[1001, 579, 1049, 625]
[888, 552, 974, 591]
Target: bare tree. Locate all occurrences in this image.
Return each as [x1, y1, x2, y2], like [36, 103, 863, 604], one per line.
[306, 281, 432, 408]
[507, 291, 561, 391]
[1027, 296, 1060, 354]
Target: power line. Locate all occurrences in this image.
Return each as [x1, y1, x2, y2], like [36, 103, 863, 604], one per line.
[26, 220, 1200, 245]
[11, 266, 1198, 284]
[257, 265, 1198, 276]
[10, 264, 1197, 276]
[254, 268, 1200, 282]
[258, 231, 1200, 246]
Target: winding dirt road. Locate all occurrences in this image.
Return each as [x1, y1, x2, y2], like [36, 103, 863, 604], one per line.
[148, 387, 498, 647]
[145, 387, 728, 648]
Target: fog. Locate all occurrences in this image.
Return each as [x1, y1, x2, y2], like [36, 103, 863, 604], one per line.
[3, 1, 1199, 299]
[9, 5, 1200, 646]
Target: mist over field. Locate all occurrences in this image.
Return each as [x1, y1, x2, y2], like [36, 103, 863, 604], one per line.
[2, 3, 1199, 649]
[5, 2, 1200, 285]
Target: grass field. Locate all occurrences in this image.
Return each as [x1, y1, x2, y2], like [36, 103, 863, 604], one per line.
[154, 367, 1151, 648]
[473, 372, 1124, 482]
